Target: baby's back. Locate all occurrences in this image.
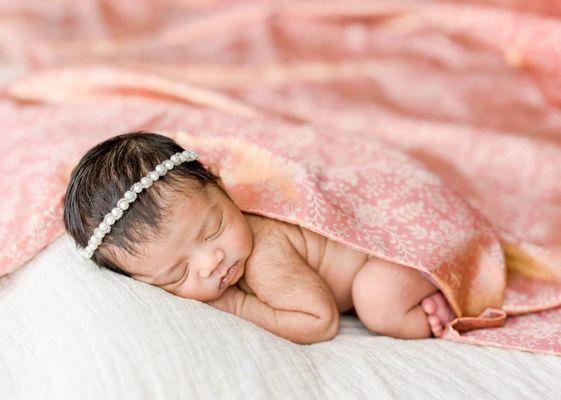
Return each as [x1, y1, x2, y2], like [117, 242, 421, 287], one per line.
[241, 213, 368, 313]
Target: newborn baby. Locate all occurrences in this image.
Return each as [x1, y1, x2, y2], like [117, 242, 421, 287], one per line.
[63, 131, 455, 345]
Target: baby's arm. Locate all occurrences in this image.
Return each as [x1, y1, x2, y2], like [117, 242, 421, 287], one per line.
[209, 233, 339, 344]
[211, 283, 338, 345]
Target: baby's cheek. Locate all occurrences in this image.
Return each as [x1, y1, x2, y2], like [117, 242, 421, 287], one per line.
[165, 282, 193, 299]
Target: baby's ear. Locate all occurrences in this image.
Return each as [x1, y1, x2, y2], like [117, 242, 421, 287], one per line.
[209, 163, 228, 191]
[209, 163, 220, 178]
[209, 163, 223, 182]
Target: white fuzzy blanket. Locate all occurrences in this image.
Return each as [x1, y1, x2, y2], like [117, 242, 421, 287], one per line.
[1, 235, 559, 400]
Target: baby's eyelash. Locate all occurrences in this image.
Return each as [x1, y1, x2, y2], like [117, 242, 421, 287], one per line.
[205, 213, 223, 241]
[169, 263, 189, 286]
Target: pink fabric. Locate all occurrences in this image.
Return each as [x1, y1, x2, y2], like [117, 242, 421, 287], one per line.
[1, 0, 561, 355]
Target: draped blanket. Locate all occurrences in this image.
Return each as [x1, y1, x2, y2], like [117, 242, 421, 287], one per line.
[1, 0, 560, 355]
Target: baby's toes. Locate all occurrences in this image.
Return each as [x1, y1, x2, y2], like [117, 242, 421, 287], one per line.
[427, 315, 443, 338]
[421, 297, 437, 315]
[427, 315, 440, 327]
[432, 292, 455, 324]
[432, 324, 444, 338]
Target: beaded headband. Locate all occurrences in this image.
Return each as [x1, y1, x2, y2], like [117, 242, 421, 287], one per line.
[78, 149, 199, 260]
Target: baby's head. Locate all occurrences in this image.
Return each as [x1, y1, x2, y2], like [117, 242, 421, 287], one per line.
[63, 131, 253, 302]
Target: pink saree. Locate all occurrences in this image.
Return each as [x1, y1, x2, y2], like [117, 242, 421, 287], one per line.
[1, 0, 560, 354]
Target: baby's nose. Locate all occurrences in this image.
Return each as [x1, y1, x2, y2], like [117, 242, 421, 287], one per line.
[198, 249, 225, 278]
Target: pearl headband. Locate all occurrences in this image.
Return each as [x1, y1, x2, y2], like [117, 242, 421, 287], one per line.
[79, 149, 199, 260]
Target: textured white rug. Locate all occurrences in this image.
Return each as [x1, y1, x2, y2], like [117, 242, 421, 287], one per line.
[1, 235, 559, 400]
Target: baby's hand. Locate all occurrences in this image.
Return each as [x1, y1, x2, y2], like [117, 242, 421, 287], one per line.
[207, 285, 246, 316]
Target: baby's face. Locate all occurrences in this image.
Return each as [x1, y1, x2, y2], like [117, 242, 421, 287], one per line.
[115, 183, 253, 302]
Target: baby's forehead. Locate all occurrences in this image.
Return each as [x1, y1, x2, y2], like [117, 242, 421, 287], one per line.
[165, 185, 217, 219]
[155, 185, 225, 241]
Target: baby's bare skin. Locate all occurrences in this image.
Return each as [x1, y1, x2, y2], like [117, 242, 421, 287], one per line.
[118, 162, 453, 341]
[238, 214, 455, 339]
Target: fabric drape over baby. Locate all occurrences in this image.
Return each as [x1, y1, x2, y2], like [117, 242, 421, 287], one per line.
[168, 128, 507, 328]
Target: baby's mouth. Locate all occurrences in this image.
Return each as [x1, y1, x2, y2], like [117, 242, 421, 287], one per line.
[219, 261, 239, 289]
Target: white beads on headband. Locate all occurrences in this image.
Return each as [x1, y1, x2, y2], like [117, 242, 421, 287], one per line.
[79, 150, 199, 260]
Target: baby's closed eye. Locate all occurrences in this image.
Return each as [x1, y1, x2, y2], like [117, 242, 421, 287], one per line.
[205, 212, 223, 241]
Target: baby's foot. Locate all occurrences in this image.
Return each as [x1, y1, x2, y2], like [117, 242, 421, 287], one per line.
[421, 291, 455, 338]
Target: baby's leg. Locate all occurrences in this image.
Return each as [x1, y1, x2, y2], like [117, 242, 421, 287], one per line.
[351, 256, 454, 339]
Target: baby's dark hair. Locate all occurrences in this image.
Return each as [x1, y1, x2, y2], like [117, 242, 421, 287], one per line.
[63, 131, 221, 277]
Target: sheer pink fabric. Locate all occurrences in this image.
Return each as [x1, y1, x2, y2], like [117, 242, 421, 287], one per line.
[1, 0, 560, 354]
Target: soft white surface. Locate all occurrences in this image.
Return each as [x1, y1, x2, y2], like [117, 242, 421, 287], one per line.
[1, 235, 560, 400]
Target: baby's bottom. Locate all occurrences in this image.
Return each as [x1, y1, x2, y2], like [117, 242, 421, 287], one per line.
[351, 256, 455, 339]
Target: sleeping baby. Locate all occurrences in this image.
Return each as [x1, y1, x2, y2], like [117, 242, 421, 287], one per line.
[63, 131, 455, 345]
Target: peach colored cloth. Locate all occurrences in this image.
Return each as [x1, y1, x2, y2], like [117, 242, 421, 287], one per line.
[1, 0, 561, 355]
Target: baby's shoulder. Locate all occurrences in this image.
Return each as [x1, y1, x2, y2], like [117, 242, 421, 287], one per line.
[239, 214, 314, 294]
[243, 213, 306, 258]
[244, 213, 299, 239]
